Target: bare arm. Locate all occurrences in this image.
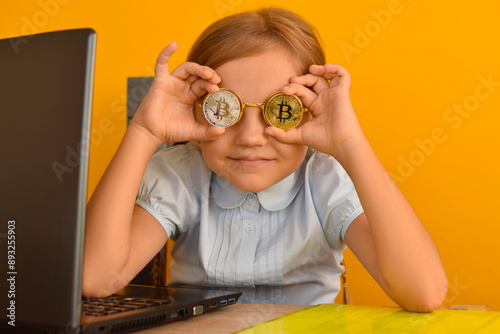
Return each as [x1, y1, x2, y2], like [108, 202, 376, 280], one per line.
[341, 138, 447, 313]
[83, 42, 224, 297]
[83, 124, 166, 297]
[266, 64, 447, 312]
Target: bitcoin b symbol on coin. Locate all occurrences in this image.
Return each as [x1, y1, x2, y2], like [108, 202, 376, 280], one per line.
[264, 93, 302, 130]
[202, 89, 243, 127]
[212, 98, 230, 120]
[277, 100, 293, 123]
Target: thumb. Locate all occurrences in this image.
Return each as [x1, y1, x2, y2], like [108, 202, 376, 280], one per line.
[191, 125, 226, 142]
[264, 126, 304, 145]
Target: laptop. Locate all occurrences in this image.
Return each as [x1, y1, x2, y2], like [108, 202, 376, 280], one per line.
[0, 29, 240, 333]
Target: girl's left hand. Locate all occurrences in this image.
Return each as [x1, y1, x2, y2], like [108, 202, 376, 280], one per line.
[265, 64, 366, 159]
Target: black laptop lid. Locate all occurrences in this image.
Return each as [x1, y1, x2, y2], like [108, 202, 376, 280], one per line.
[0, 28, 96, 331]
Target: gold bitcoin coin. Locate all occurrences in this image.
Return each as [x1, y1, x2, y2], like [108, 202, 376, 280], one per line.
[202, 89, 242, 128]
[263, 93, 303, 130]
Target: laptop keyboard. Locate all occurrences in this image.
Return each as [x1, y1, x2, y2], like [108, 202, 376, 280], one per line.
[82, 295, 171, 317]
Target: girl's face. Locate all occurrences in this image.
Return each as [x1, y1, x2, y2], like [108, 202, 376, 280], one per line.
[195, 48, 308, 192]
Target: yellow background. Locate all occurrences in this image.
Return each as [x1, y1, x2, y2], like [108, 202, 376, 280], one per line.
[2, 0, 499, 310]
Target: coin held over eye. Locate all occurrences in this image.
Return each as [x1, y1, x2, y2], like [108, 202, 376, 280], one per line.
[263, 93, 304, 130]
[202, 89, 242, 128]
[201, 89, 304, 130]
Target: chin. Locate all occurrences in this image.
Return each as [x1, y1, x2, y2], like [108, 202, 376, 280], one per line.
[228, 174, 284, 193]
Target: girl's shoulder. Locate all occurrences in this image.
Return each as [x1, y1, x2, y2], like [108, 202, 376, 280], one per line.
[152, 141, 202, 160]
[145, 142, 210, 182]
[305, 148, 349, 180]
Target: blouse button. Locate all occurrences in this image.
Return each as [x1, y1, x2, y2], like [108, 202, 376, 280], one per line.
[247, 193, 257, 201]
[245, 225, 254, 234]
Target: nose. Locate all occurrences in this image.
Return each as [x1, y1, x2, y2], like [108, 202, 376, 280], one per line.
[233, 106, 268, 147]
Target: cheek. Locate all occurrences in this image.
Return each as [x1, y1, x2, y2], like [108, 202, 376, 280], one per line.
[200, 138, 229, 174]
[200, 142, 218, 166]
[290, 146, 308, 167]
[276, 140, 307, 156]
[275, 142, 308, 169]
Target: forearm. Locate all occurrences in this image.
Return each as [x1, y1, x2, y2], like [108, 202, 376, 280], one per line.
[280, 63, 447, 310]
[336, 136, 447, 311]
[83, 123, 160, 293]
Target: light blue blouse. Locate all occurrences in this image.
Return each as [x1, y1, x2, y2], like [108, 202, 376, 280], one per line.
[136, 143, 363, 305]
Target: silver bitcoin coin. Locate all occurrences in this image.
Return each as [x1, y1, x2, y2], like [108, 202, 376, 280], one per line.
[202, 89, 242, 128]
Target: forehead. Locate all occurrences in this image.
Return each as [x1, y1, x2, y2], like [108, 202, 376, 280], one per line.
[214, 48, 298, 101]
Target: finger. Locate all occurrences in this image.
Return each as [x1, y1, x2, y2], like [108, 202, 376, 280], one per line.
[171, 62, 221, 85]
[154, 42, 178, 78]
[324, 63, 351, 79]
[280, 82, 318, 109]
[311, 64, 351, 88]
[191, 78, 220, 98]
[308, 64, 326, 76]
[289, 74, 329, 93]
[324, 64, 351, 88]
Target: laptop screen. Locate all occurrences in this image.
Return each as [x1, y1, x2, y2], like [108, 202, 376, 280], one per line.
[0, 28, 96, 330]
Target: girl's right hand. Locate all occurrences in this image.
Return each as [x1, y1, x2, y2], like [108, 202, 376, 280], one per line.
[129, 42, 225, 148]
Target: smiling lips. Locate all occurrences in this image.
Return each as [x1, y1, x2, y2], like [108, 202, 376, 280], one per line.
[229, 155, 274, 166]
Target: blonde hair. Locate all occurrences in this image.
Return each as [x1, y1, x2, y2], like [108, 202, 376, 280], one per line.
[187, 7, 325, 75]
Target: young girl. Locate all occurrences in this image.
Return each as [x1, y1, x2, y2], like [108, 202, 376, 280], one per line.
[83, 7, 447, 312]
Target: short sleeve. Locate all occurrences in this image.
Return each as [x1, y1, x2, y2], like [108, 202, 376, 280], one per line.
[306, 150, 364, 247]
[135, 144, 211, 239]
